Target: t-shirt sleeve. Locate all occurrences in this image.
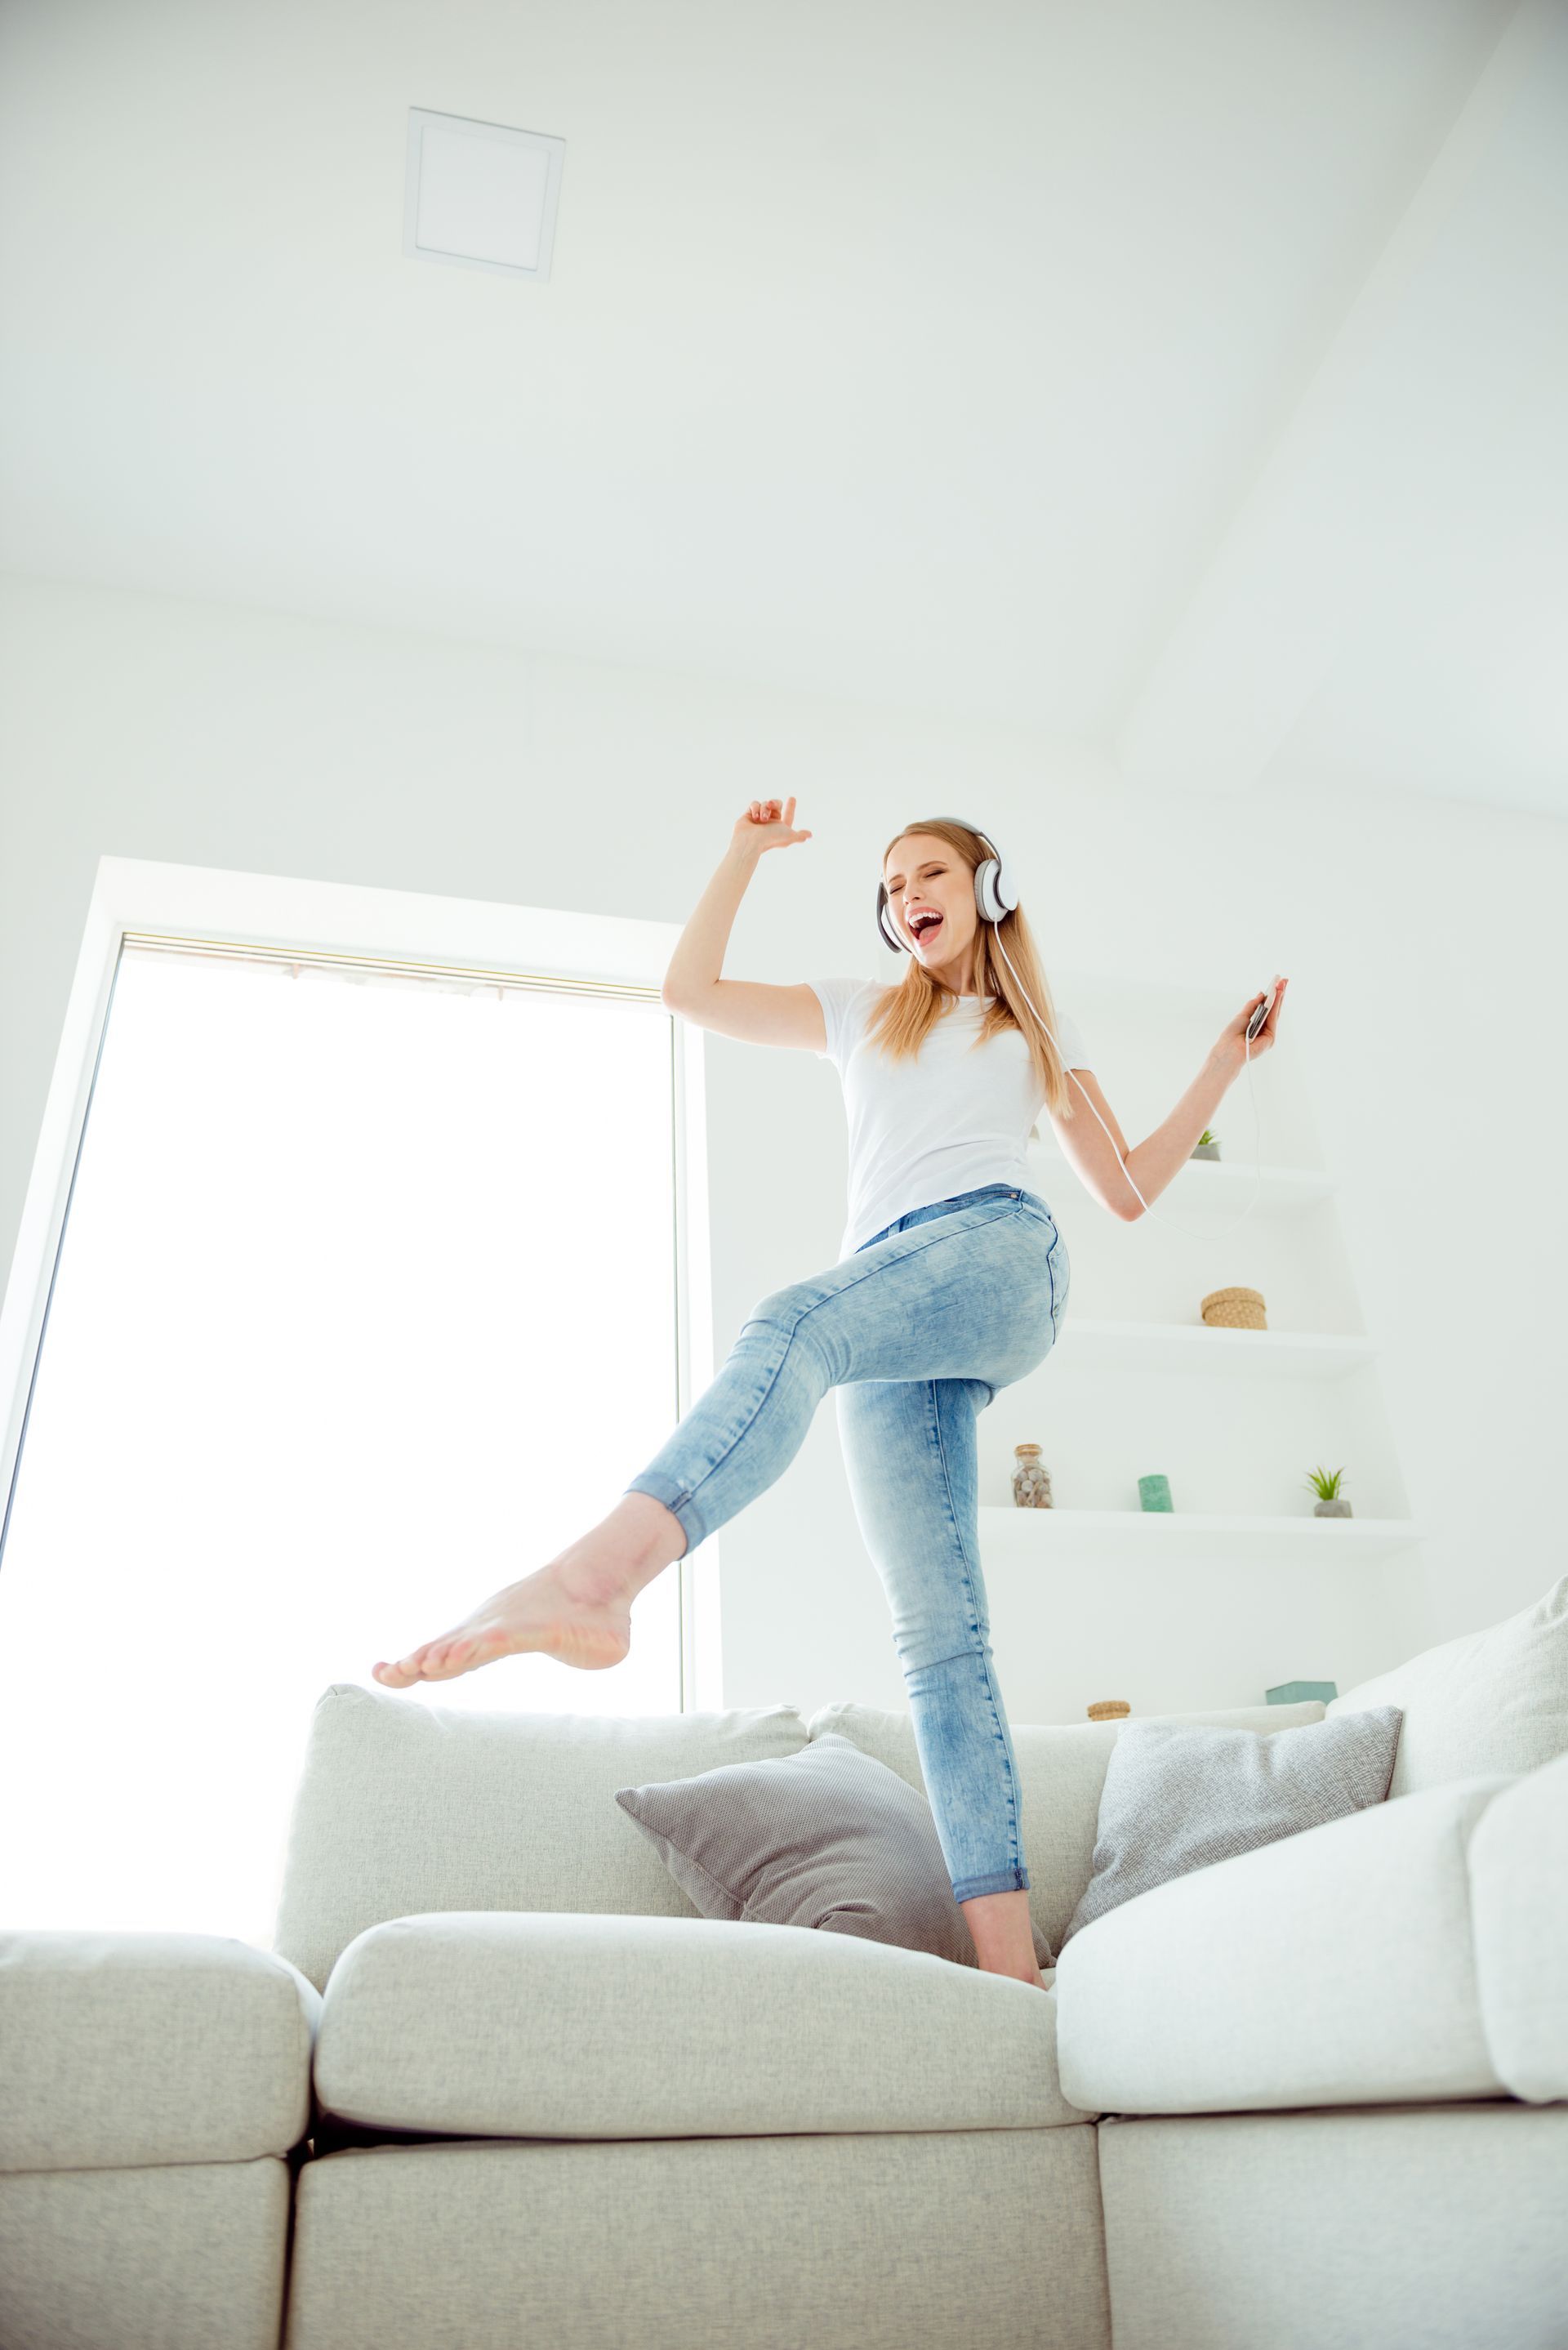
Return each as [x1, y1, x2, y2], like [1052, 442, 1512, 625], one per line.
[1055, 1006, 1093, 1070]
[807, 976, 874, 1067]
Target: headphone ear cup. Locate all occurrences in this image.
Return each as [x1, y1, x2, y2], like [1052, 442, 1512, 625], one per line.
[956, 820, 1016, 922]
[973, 858, 1003, 925]
[875, 884, 907, 953]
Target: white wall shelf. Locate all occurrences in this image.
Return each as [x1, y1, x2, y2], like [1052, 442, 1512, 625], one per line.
[979, 1505, 1423, 1567]
[1049, 1319, 1377, 1379]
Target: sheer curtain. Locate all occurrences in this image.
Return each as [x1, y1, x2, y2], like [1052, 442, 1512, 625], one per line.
[0, 939, 686, 1944]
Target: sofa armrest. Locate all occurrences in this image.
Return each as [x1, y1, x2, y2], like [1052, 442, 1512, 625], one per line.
[1468, 1747, 1568, 2103]
[1053, 1774, 1515, 2118]
[0, 1930, 321, 2173]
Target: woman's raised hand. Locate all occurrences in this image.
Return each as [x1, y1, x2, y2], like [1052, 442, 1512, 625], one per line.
[732, 796, 813, 860]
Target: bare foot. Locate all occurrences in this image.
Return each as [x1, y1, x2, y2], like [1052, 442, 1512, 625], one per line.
[372, 1563, 632, 1686]
[975, 1959, 1050, 1991]
[372, 1493, 685, 1689]
[960, 1888, 1047, 1987]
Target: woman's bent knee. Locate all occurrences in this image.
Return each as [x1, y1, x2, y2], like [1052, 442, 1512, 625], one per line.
[749, 1280, 813, 1331]
[744, 1281, 844, 1384]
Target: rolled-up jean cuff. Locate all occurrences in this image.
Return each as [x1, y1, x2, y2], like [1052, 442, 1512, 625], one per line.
[951, 1866, 1032, 1902]
[623, 1472, 708, 1553]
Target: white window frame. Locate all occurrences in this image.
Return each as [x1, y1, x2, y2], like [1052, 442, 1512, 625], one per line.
[0, 856, 720, 1710]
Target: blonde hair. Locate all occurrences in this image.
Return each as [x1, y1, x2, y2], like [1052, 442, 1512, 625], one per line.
[869, 817, 1077, 1122]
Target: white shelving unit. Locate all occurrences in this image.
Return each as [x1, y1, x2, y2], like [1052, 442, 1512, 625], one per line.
[964, 975, 1425, 1719]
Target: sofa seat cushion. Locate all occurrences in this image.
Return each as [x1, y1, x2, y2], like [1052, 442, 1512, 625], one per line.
[809, 1699, 1325, 1962]
[0, 1932, 320, 2173]
[1054, 1775, 1515, 2117]
[274, 1685, 810, 1992]
[313, 1910, 1095, 2138]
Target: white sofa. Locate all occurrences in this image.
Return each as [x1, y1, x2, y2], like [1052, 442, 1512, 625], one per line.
[3, 1587, 1566, 2350]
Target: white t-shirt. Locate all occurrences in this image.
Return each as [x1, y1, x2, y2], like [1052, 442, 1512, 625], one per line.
[808, 977, 1093, 1260]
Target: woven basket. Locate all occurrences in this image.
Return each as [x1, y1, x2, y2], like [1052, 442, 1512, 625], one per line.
[1200, 1285, 1267, 1331]
[1086, 1700, 1131, 1722]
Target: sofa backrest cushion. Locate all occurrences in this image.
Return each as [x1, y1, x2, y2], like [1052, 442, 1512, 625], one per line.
[1327, 1575, 1568, 1797]
[808, 1699, 1324, 1960]
[272, 1683, 809, 1991]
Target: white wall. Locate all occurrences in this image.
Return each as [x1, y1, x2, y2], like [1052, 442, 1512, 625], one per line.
[2, 569, 1563, 1719]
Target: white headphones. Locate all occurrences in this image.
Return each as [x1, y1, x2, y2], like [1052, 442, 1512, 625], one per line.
[876, 817, 1016, 950]
[875, 816, 1268, 1239]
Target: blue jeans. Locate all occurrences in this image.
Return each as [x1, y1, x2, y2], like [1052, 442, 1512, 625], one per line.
[624, 1182, 1070, 1902]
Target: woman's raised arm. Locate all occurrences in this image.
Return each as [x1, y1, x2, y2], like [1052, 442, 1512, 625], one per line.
[661, 800, 826, 1051]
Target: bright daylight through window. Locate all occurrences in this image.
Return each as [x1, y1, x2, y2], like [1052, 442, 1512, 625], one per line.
[0, 939, 685, 1944]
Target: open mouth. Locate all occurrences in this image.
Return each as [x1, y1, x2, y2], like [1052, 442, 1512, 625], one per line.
[908, 911, 944, 944]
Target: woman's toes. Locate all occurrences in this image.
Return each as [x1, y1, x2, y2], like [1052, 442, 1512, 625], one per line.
[376, 1649, 430, 1688]
[415, 1638, 465, 1681]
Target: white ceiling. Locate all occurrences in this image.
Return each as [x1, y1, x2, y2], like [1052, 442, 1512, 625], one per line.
[1, 0, 1563, 812]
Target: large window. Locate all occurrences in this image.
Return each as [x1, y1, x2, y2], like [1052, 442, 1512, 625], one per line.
[0, 936, 688, 1945]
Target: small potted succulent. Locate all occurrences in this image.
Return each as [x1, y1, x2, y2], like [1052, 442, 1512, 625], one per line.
[1306, 1465, 1352, 1518]
[1192, 1128, 1221, 1162]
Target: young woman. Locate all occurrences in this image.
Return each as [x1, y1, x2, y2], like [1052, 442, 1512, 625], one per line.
[373, 801, 1287, 1989]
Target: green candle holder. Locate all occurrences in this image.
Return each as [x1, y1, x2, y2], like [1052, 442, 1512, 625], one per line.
[1138, 1474, 1174, 1513]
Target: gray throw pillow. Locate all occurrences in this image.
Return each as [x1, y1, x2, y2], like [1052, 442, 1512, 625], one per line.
[614, 1731, 1054, 1973]
[1059, 1705, 1404, 1947]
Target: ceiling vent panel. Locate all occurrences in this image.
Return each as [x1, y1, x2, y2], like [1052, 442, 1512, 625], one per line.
[403, 107, 564, 281]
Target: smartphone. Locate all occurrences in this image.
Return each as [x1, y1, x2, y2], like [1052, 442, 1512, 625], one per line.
[1245, 986, 1276, 1042]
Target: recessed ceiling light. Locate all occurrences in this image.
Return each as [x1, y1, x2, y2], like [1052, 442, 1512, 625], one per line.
[403, 107, 564, 281]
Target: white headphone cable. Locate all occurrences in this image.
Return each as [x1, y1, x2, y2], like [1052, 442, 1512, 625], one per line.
[988, 922, 1267, 1244]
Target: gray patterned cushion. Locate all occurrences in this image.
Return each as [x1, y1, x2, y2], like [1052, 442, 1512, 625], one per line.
[614, 1732, 1054, 1972]
[1059, 1706, 1404, 1946]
